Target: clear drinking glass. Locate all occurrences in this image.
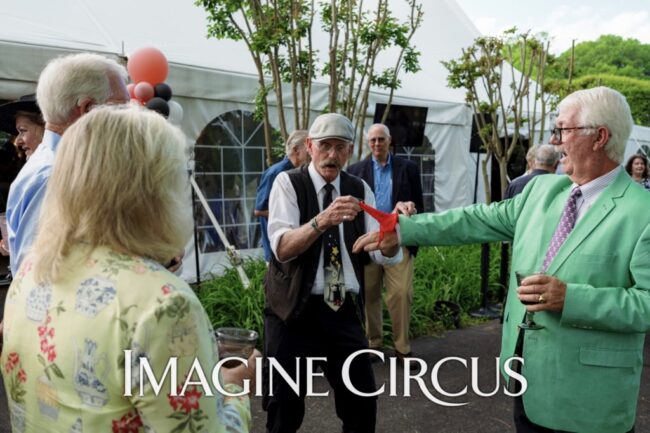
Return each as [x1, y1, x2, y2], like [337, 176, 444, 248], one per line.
[215, 327, 258, 367]
[515, 270, 545, 330]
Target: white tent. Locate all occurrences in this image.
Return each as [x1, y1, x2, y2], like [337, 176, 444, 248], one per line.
[1, 0, 488, 280]
[627, 125, 650, 161]
[3, 1, 643, 281]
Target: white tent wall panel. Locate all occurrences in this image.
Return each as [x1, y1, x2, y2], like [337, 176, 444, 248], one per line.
[627, 125, 650, 161]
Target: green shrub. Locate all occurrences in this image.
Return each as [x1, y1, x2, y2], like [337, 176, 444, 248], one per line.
[197, 243, 505, 346]
[407, 244, 503, 340]
[196, 260, 267, 347]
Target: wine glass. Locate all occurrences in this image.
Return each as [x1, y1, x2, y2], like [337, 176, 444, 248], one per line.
[215, 327, 258, 368]
[515, 269, 545, 330]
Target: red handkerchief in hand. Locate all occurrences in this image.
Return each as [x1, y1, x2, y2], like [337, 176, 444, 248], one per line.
[359, 202, 398, 242]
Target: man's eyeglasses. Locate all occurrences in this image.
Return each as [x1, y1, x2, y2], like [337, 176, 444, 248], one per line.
[314, 140, 350, 154]
[549, 126, 595, 144]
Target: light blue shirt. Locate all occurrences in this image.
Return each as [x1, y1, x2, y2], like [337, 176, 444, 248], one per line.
[6, 129, 61, 274]
[372, 154, 393, 213]
[254, 156, 295, 261]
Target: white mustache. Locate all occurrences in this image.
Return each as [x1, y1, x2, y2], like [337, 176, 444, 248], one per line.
[320, 160, 340, 169]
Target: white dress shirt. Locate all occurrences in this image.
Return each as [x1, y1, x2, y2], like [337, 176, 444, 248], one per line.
[573, 166, 622, 223]
[268, 163, 403, 295]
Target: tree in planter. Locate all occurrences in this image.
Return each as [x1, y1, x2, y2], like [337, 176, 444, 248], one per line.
[195, 0, 422, 164]
[442, 28, 554, 202]
[322, 0, 423, 158]
[442, 29, 560, 317]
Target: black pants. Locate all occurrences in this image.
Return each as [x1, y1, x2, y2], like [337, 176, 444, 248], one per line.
[263, 295, 377, 433]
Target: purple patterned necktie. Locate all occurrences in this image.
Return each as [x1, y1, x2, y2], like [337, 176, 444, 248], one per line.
[542, 187, 582, 272]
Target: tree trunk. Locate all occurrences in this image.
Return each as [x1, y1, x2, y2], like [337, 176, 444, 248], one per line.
[498, 156, 508, 199]
[481, 154, 491, 204]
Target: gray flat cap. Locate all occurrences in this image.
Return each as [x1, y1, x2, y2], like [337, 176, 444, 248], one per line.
[309, 113, 354, 142]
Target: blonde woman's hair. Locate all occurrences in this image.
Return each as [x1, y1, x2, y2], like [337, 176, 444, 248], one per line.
[33, 104, 193, 282]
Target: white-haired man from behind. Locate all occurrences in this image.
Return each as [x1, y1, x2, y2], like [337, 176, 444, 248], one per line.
[504, 144, 561, 199]
[6, 53, 129, 276]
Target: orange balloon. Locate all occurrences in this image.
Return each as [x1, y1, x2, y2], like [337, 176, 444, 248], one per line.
[128, 47, 169, 85]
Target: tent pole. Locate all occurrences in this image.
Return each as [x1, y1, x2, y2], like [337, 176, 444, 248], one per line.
[190, 177, 250, 288]
[192, 185, 201, 287]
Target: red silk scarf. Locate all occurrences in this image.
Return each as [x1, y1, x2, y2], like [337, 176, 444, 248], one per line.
[358, 201, 398, 242]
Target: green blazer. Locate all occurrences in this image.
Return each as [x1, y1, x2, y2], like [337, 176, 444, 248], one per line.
[400, 169, 650, 433]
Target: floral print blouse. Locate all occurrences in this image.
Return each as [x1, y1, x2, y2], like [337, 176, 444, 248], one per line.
[1, 245, 250, 433]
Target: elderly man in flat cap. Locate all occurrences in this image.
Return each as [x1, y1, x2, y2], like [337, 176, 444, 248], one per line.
[263, 113, 402, 433]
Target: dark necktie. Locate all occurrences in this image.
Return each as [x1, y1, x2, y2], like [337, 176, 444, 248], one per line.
[542, 187, 582, 272]
[322, 183, 345, 310]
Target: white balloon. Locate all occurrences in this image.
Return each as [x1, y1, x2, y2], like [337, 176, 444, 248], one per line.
[168, 100, 184, 125]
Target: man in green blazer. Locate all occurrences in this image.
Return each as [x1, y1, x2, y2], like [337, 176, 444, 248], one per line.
[354, 86, 649, 433]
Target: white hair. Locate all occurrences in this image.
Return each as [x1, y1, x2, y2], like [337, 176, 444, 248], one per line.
[534, 144, 560, 166]
[367, 123, 391, 138]
[285, 130, 308, 153]
[36, 53, 128, 124]
[557, 86, 633, 164]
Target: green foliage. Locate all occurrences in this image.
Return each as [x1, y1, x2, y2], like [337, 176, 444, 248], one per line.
[539, 35, 650, 126]
[197, 0, 423, 158]
[197, 244, 503, 348]
[443, 28, 555, 201]
[547, 35, 650, 81]
[560, 74, 650, 126]
[196, 260, 267, 348]
[407, 244, 502, 338]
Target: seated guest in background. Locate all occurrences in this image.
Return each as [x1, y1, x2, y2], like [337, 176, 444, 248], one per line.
[355, 87, 649, 433]
[0, 94, 45, 160]
[1, 105, 254, 433]
[625, 154, 650, 191]
[254, 129, 309, 262]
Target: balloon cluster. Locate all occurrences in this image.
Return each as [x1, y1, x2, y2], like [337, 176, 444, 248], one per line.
[126, 47, 183, 125]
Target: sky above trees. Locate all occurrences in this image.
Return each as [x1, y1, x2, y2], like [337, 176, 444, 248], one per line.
[455, 0, 650, 53]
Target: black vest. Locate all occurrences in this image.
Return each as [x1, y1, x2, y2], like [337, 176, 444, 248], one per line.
[264, 166, 370, 322]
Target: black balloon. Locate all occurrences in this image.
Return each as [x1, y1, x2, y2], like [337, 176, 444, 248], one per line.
[154, 83, 172, 101]
[146, 97, 170, 117]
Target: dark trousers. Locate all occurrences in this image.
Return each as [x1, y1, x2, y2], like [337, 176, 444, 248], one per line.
[263, 295, 377, 433]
